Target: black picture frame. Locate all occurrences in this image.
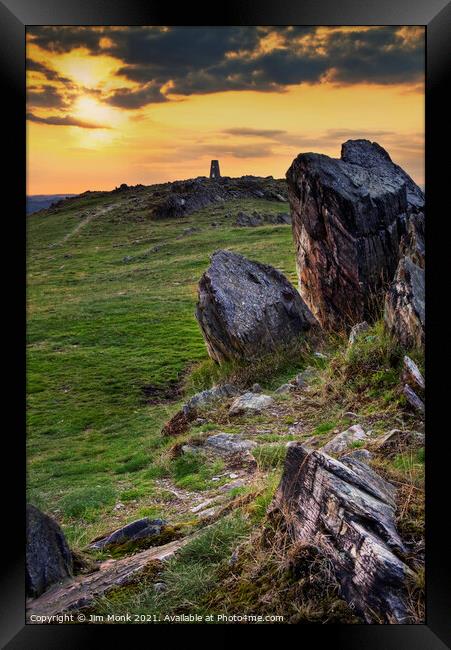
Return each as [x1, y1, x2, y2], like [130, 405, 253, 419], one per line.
[2, 1, 450, 647]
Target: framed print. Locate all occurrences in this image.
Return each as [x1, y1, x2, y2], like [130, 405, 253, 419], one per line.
[1, 0, 450, 647]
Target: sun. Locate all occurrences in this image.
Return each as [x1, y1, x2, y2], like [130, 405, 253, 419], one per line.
[73, 96, 118, 127]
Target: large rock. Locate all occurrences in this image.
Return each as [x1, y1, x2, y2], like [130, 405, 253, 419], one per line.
[26, 505, 73, 598]
[270, 444, 415, 623]
[286, 139, 424, 329]
[196, 250, 316, 363]
[384, 214, 425, 348]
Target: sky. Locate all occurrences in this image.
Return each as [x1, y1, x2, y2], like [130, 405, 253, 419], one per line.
[26, 26, 425, 195]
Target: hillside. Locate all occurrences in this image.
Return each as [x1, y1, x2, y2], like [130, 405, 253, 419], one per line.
[27, 169, 424, 624]
[27, 194, 77, 215]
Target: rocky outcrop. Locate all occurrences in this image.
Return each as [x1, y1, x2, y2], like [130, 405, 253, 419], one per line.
[235, 211, 291, 226]
[152, 176, 288, 220]
[384, 213, 425, 348]
[286, 139, 424, 329]
[270, 443, 415, 623]
[196, 250, 316, 363]
[26, 505, 73, 598]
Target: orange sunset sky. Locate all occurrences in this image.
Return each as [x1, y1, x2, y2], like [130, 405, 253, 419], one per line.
[26, 26, 425, 195]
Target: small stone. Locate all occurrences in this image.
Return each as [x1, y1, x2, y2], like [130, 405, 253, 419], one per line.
[321, 424, 369, 454]
[89, 518, 167, 551]
[343, 449, 373, 464]
[375, 429, 424, 454]
[403, 356, 425, 392]
[229, 392, 275, 416]
[229, 473, 239, 479]
[275, 383, 295, 394]
[205, 433, 257, 454]
[251, 383, 262, 393]
[403, 385, 425, 414]
[154, 582, 167, 593]
[348, 321, 369, 345]
[184, 384, 240, 414]
[219, 479, 246, 492]
[114, 503, 125, 510]
[293, 366, 316, 387]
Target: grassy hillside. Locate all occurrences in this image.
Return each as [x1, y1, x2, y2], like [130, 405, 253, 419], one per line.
[27, 190, 296, 546]
[27, 187, 424, 622]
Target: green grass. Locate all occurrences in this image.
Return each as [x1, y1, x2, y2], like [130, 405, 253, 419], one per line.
[27, 193, 296, 543]
[252, 444, 287, 470]
[171, 451, 225, 491]
[93, 513, 250, 620]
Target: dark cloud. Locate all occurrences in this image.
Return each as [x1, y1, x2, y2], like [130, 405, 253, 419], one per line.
[106, 83, 168, 108]
[27, 85, 67, 109]
[27, 58, 71, 83]
[222, 128, 287, 138]
[27, 112, 109, 129]
[28, 26, 424, 109]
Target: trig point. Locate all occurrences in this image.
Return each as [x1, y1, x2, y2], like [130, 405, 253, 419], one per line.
[210, 160, 221, 179]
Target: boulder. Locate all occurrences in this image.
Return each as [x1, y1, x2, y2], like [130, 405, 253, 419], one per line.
[26, 505, 73, 598]
[321, 424, 369, 454]
[196, 250, 316, 364]
[89, 518, 167, 551]
[229, 392, 274, 416]
[286, 139, 424, 328]
[270, 443, 415, 623]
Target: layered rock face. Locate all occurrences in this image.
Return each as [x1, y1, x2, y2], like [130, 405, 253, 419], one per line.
[196, 250, 316, 363]
[26, 505, 73, 598]
[286, 140, 424, 329]
[384, 212, 425, 348]
[270, 444, 414, 623]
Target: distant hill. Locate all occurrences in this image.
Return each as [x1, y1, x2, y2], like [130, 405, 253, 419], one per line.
[27, 194, 77, 215]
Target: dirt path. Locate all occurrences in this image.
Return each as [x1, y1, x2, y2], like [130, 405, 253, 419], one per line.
[60, 203, 116, 244]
